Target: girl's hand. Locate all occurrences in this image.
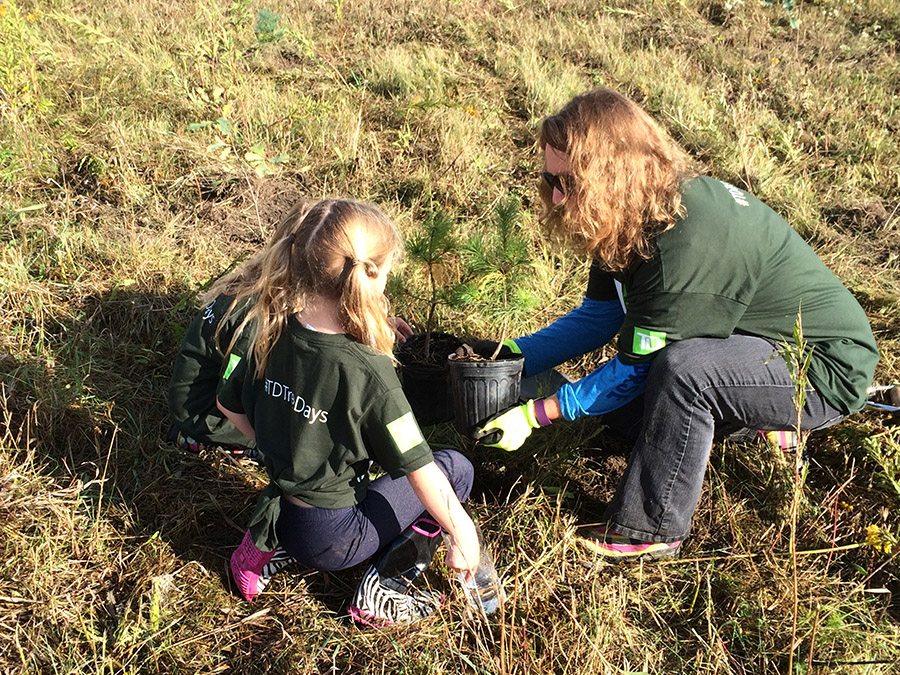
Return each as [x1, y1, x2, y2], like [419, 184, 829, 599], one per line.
[442, 520, 481, 575]
[405, 462, 480, 574]
[389, 316, 413, 343]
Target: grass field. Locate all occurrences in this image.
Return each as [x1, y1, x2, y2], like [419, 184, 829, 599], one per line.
[2, 0, 900, 672]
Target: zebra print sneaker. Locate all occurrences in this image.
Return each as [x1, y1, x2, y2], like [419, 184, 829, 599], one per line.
[230, 530, 295, 601]
[167, 425, 261, 465]
[347, 564, 443, 627]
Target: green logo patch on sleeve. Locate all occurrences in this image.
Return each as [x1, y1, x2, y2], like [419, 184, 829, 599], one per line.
[633, 328, 667, 355]
[223, 354, 241, 380]
[386, 412, 425, 454]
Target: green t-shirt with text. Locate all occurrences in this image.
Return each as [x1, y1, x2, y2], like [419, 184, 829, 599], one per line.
[167, 294, 253, 447]
[217, 318, 433, 550]
[594, 176, 878, 414]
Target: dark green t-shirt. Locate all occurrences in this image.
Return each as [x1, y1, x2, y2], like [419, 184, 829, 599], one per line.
[167, 294, 253, 448]
[592, 176, 877, 414]
[217, 318, 434, 549]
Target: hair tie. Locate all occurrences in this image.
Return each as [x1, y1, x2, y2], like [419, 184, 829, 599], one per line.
[341, 256, 360, 280]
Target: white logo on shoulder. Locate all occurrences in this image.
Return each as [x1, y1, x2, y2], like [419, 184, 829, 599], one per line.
[264, 378, 330, 425]
[202, 302, 216, 324]
[718, 180, 750, 207]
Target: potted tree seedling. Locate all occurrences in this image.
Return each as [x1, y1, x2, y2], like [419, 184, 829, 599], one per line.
[394, 206, 465, 426]
[448, 196, 536, 439]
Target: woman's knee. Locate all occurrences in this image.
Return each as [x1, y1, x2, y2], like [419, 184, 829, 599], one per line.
[432, 448, 474, 502]
[646, 340, 709, 392]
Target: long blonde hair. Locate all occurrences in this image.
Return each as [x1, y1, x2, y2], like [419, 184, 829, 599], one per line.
[539, 89, 698, 272]
[226, 199, 402, 379]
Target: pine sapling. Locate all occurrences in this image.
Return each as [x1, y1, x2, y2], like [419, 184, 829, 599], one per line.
[404, 206, 462, 357]
[460, 196, 536, 359]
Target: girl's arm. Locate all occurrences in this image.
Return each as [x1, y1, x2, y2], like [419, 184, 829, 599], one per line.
[216, 397, 257, 442]
[389, 316, 413, 343]
[406, 462, 480, 573]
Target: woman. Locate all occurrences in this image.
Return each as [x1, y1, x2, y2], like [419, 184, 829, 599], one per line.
[477, 89, 878, 561]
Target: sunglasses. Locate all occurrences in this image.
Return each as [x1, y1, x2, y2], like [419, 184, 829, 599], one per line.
[541, 170, 572, 195]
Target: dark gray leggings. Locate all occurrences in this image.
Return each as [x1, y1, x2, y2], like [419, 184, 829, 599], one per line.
[275, 449, 473, 571]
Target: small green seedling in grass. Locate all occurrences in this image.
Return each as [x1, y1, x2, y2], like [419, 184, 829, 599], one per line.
[460, 195, 538, 357]
[188, 104, 289, 178]
[762, 0, 800, 29]
[255, 8, 285, 44]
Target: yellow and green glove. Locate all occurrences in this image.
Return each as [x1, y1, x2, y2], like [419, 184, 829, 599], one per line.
[476, 399, 550, 452]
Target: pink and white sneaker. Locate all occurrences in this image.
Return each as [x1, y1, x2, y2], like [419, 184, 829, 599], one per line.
[761, 429, 808, 452]
[230, 530, 294, 601]
[579, 525, 682, 561]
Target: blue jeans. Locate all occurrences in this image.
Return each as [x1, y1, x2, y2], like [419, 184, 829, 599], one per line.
[605, 335, 845, 543]
[276, 449, 473, 570]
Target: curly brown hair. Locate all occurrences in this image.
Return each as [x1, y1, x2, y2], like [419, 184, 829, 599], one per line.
[538, 89, 699, 272]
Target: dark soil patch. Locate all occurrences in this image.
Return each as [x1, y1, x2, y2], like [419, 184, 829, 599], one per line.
[823, 200, 893, 235]
[395, 332, 463, 367]
[169, 174, 311, 274]
[202, 174, 307, 248]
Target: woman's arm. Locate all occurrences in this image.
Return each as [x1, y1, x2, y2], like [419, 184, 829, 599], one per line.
[513, 297, 625, 377]
[406, 462, 480, 574]
[554, 355, 649, 420]
[216, 397, 257, 442]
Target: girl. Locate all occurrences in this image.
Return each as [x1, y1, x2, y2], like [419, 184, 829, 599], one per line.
[216, 199, 480, 624]
[168, 200, 412, 461]
[476, 88, 878, 561]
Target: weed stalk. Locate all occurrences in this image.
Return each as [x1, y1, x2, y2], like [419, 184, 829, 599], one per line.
[776, 309, 813, 672]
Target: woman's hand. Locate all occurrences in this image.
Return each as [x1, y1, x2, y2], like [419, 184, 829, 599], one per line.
[389, 316, 413, 343]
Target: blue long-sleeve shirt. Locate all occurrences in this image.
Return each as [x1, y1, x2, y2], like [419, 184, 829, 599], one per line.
[514, 297, 624, 377]
[555, 356, 648, 421]
[510, 294, 647, 420]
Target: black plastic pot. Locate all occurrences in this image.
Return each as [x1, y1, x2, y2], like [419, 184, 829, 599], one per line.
[396, 332, 463, 427]
[447, 353, 525, 439]
[399, 363, 455, 426]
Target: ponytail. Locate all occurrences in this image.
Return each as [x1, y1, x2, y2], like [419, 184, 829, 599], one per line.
[340, 256, 396, 357]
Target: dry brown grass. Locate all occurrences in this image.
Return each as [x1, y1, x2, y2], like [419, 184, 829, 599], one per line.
[2, 0, 900, 672]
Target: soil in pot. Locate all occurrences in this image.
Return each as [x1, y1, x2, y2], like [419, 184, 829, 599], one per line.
[447, 352, 524, 439]
[395, 332, 463, 426]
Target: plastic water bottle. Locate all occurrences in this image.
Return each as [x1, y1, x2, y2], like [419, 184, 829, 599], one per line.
[460, 555, 503, 614]
[445, 528, 504, 614]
